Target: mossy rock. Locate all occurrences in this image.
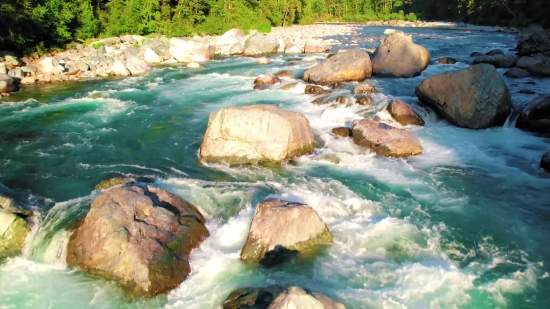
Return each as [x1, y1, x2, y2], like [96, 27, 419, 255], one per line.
[0, 210, 31, 258]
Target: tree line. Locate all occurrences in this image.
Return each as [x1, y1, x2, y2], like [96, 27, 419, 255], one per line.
[1, 0, 548, 55]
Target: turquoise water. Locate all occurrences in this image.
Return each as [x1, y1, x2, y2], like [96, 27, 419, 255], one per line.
[0, 26, 549, 308]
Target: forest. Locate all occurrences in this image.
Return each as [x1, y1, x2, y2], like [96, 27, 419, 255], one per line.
[1, 0, 549, 54]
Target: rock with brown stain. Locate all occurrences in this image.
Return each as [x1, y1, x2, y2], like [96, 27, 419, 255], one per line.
[386, 99, 425, 126]
[352, 119, 422, 157]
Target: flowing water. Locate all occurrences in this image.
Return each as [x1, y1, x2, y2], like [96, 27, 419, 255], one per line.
[0, 26, 549, 309]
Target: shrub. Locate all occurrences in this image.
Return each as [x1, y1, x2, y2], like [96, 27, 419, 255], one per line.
[92, 42, 104, 49]
[405, 13, 417, 22]
[257, 22, 272, 33]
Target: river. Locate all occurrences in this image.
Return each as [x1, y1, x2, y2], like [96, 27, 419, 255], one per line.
[0, 25, 549, 309]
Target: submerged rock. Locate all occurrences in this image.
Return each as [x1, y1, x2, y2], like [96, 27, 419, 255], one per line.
[66, 184, 209, 298]
[199, 105, 315, 164]
[305, 85, 324, 94]
[0, 193, 33, 258]
[516, 95, 550, 133]
[438, 57, 457, 64]
[240, 198, 333, 267]
[542, 151, 550, 172]
[504, 67, 530, 78]
[222, 285, 345, 309]
[303, 49, 372, 85]
[94, 176, 134, 191]
[274, 70, 294, 78]
[356, 95, 373, 105]
[371, 31, 430, 77]
[415, 64, 511, 129]
[244, 33, 280, 56]
[352, 119, 422, 157]
[386, 99, 425, 126]
[281, 82, 298, 91]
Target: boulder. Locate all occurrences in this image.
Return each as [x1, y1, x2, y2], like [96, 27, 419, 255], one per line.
[281, 83, 298, 91]
[37, 57, 55, 74]
[415, 64, 512, 129]
[144, 48, 163, 64]
[470, 52, 484, 57]
[199, 105, 315, 164]
[517, 26, 550, 56]
[504, 67, 530, 78]
[229, 42, 244, 55]
[356, 96, 373, 105]
[0, 73, 14, 83]
[218, 29, 245, 46]
[222, 286, 345, 309]
[438, 57, 457, 64]
[254, 74, 281, 85]
[332, 127, 351, 138]
[21, 65, 37, 74]
[4, 55, 22, 67]
[94, 176, 134, 191]
[243, 33, 280, 56]
[284, 42, 302, 54]
[169, 38, 215, 62]
[75, 61, 89, 72]
[0, 193, 32, 258]
[473, 55, 517, 68]
[516, 95, 550, 133]
[486, 49, 504, 56]
[274, 70, 294, 78]
[153, 44, 172, 60]
[66, 184, 209, 298]
[110, 60, 129, 76]
[386, 99, 425, 126]
[515, 56, 550, 76]
[371, 31, 430, 77]
[20, 77, 36, 84]
[542, 151, 550, 172]
[126, 57, 151, 75]
[304, 41, 329, 53]
[352, 83, 377, 94]
[303, 49, 372, 85]
[0, 81, 16, 93]
[352, 119, 422, 157]
[0, 63, 6, 75]
[186, 62, 204, 69]
[240, 198, 332, 266]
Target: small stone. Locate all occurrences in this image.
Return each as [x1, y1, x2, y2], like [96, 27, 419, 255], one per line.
[253, 84, 271, 91]
[438, 57, 457, 64]
[254, 74, 281, 85]
[356, 96, 373, 105]
[274, 70, 293, 78]
[336, 96, 350, 105]
[352, 83, 377, 94]
[281, 83, 298, 91]
[332, 127, 351, 138]
[305, 85, 324, 94]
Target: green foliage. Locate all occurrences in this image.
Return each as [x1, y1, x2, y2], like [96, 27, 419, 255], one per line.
[133, 43, 139, 48]
[257, 22, 272, 33]
[92, 42, 104, 49]
[1, 0, 549, 55]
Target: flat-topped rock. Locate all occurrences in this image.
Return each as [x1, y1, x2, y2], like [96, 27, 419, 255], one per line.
[352, 119, 422, 157]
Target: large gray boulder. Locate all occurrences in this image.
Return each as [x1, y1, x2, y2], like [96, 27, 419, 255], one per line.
[66, 184, 209, 298]
[473, 55, 517, 68]
[169, 38, 215, 62]
[126, 57, 152, 75]
[0, 193, 32, 258]
[240, 198, 332, 267]
[517, 25, 550, 56]
[371, 31, 430, 77]
[303, 49, 372, 85]
[516, 95, 550, 133]
[516, 56, 550, 76]
[244, 33, 280, 56]
[37, 57, 55, 74]
[199, 105, 315, 164]
[352, 119, 422, 157]
[415, 64, 512, 129]
[222, 285, 345, 309]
